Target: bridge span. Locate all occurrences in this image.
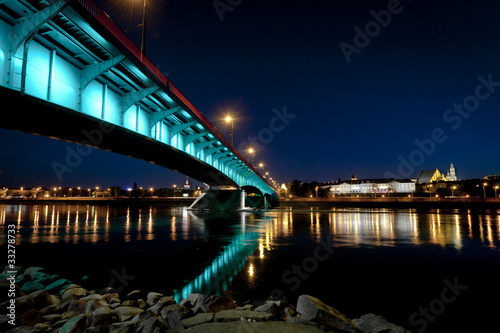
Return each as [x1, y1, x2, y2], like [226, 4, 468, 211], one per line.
[0, 0, 275, 196]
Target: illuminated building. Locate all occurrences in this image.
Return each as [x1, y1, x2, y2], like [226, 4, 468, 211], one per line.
[321, 178, 416, 195]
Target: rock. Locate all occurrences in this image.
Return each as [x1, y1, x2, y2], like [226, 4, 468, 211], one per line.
[180, 321, 327, 332]
[5, 327, 45, 333]
[236, 304, 255, 311]
[83, 326, 102, 333]
[146, 292, 164, 306]
[18, 308, 42, 326]
[90, 306, 114, 327]
[21, 281, 44, 294]
[137, 299, 147, 309]
[121, 300, 136, 306]
[214, 309, 274, 322]
[13, 294, 36, 313]
[30, 290, 54, 309]
[126, 290, 144, 300]
[85, 299, 107, 317]
[114, 306, 144, 322]
[160, 304, 189, 329]
[62, 287, 89, 300]
[102, 293, 120, 304]
[81, 293, 105, 302]
[35, 274, 60, 286]
[24, 267, 45, 279]
[149, 296, 176, 315]
[39, 304, 58, 316]
[65, 300, 87, 319]
[181, 313, 214, 328]
[109, 321, 136, 333]
[353, 313, 411, 333]
[58, 313, 88, 333]
[42, 313, 61, 324]
[44, 279, 71, 294]
[296, 295, 361, 333]
[255, 302, 278, 314]
[188, 294, 237, 313]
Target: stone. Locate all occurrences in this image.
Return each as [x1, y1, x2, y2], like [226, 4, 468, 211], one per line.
[24, 267, 45, 278]
[114, 306, 144, 322]
[149, 296, 176, 315]
[18, 308, 42, 326]
[214, 309, 274, 322]
[121, 300, 136, 306]
[14, 294, 36, 313]
[126, 290, 144, 300]
[255, 302, 278, 314]
[188, 294, 236, 313]
[353, 313, 410, 333]
[21, 281, 44, 294]
[296, 295, 361, 333]
[5, 327, 45, 333]
[62, 287, 89, 300]
[236, 304, 255, 311]
[181, 321, 327, 332]
[181, 312, 214, 328]
[42, 313, 61, 324]
[58, 314, 88, 333]
[160, 304, 189, 329]
[30, 290, 54, 309]
[39, 304, 58, 316]
[137, 299, 147, 309]
[102, 293, 120, 304]
[109, 321, 136, 333]
[34, 274, 60, 286]
[44, 279, 71, 294]
[146, 292, 164, 306]
[65, 300, 87, 319]
[85, 299, 107, 317]
[90, 306, 114, 327]
[81, 293, 104, 302]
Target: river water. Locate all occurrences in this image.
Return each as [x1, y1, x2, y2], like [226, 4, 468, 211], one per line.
[1, 202, 499, 332]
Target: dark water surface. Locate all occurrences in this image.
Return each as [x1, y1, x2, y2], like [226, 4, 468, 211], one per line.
[1, 203, 500, 332]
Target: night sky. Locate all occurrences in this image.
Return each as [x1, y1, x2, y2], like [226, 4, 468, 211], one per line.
[1, 0, 500, 189]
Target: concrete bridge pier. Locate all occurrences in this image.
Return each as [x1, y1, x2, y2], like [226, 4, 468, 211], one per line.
[188, 188, 272, 211]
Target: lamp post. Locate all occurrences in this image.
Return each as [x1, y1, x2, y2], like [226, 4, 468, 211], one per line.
[248, 148, 255, 167]
[173, 185, 176, 197]
[495, 185, 499, 198]
[452, 186, 456, 197]
[483, 182, 488, 198]
[225, 116, 234, 146]
[141, 0, 147, 54]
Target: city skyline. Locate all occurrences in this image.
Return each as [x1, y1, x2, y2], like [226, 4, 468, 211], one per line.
[1, 0, 500, 188]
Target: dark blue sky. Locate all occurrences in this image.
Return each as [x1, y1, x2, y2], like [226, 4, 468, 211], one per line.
[1, 0, 500, 189]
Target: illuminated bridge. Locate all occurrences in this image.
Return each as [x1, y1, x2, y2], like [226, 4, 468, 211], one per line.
[0, 0, 275, 197]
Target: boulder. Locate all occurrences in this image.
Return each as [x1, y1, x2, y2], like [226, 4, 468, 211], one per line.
[188, 294, 236, 313]
[114, 306, 144, 322]
[65, 300, 87, 319]
[160, 304, 189, 329]
[42, 313, 61, 324]
[44, 279, 71, 294]
[18, 308, 42, 326]
[30, 290, 54, 309]
[58, 313, 88, 333]
[24, 267, 44, 279]
[62, 287, 89, 300]
[109, 321, 136, 333]
[14, 294, 36, 313]
[296, 295, 361, 333]
[181, 312, 214, 328]
[146, 292, 164, 306]
[85, 299, 107, 317]
[149, 296, 175, 315]
[214, 309, 274, 322]
[353, 313, 411, 333]
[90, 306, 114, 327]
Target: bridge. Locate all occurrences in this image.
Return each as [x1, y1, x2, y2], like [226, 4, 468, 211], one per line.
[0, 0, 275, 199]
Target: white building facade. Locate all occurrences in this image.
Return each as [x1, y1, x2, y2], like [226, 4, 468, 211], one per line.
[321, 178, 416, 195]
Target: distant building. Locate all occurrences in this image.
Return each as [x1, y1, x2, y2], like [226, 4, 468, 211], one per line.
[183, 176, 191, 190]
[320, 177, 415, 195]
[416, 162, 458, 184]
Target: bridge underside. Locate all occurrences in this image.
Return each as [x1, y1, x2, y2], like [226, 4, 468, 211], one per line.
[1, 87, 237, 187]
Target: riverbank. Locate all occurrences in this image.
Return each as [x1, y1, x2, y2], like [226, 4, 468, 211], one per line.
[0, 197, 195, 206]
[1, 266, 411, 333]
[282, 196, 500, 209]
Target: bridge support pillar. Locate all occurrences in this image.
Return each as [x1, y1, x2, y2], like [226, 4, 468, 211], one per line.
[188, 189, 269, 211]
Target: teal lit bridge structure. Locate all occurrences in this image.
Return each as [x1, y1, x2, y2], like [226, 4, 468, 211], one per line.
[0, 0, 275, 197]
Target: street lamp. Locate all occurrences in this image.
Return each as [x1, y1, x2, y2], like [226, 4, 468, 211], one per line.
[452, 186, 456, 197]
[483, 182, 488, 198]
[248, 148, 255, 167]
[495, 185, 499, 198]
[173, 184, 177, 197]
[141, 0, 147, 54]
[225, 116, 234, 146]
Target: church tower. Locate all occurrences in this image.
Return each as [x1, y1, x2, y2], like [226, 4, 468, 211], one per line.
[446, 162, 457, 181]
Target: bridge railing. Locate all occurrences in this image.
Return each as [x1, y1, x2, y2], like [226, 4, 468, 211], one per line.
[75, 0, 271, 190]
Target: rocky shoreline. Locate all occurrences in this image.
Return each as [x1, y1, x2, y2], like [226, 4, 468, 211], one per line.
[1, 266, 412, 332]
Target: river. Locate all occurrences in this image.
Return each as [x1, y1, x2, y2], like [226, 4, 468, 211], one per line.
[1, 202, 499, 332]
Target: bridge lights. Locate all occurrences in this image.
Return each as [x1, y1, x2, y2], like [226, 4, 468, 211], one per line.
[248, 148, 255, 167]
